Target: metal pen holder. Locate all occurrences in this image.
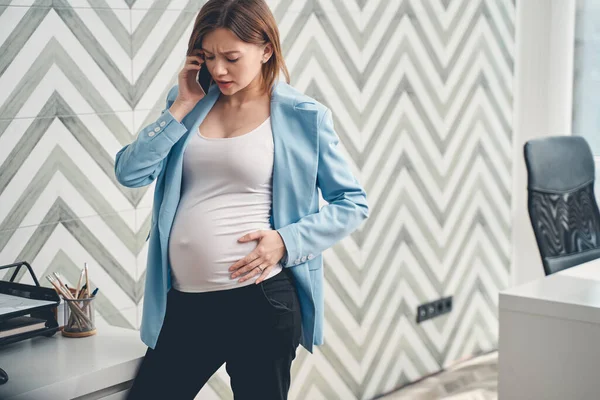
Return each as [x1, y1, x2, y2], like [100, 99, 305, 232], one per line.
[61, 294, 96, 338]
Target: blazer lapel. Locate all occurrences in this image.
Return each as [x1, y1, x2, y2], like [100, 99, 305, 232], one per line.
[271, 85, 319, 228]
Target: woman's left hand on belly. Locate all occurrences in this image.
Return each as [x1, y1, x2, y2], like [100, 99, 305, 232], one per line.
[229, 230, 287, 284]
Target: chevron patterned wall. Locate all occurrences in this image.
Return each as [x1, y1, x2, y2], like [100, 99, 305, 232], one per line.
[0, 0, 514, 398]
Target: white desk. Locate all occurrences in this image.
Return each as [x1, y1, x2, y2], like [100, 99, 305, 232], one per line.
[0, 324, 147, 400]
[499, 258, 600, 400]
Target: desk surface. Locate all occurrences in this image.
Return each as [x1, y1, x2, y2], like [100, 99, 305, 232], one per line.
[0, 323, 147, 400]
[500, 258, 600, 324]
[557, 258, 600, 282]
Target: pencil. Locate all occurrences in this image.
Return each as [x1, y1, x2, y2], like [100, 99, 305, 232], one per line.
[46, 276, 68, 298]
[84, 262, 90, 298]
[53, 272, 68, 293]
[78, 284, 87, 299]
[75, 269, 84, 299]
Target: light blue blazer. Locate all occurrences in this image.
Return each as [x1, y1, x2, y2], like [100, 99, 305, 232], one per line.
[114, 81, 369, 353]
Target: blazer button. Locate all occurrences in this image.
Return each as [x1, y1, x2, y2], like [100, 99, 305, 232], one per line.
[154, 127, 161, 132]
[308, 254, 314, 260]
[148, 131, 155, 137]
[301, 256, 307, 262]
[159, 121, 166, 127]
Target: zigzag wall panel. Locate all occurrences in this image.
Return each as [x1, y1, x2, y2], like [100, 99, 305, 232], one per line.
[0, 0, 514, 398]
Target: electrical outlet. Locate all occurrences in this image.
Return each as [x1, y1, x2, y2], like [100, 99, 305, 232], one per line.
[416, 296, 453, 323]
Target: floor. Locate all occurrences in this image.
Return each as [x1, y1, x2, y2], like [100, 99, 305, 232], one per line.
[378, 351, 498, 400]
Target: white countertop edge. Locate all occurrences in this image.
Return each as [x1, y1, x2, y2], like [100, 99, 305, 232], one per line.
[8, 358, 142, 400]
[499, 274, 600, 325]
[499, 292, 600, 325]
[0, 325, 147, 400]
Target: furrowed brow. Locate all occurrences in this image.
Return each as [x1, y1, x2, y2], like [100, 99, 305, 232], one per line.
[201, 48, 241, 55]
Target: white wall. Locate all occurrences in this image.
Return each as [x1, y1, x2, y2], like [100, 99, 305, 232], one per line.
[512, 0, 576, 286]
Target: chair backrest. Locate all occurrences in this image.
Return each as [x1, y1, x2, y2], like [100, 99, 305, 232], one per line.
[524, 136, 600, 275]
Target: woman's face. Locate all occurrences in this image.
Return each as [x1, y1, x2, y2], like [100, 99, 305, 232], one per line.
[201, 28, 272, 94]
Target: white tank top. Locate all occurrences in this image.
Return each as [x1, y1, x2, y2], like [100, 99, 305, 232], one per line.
[168, 116, 283, 292]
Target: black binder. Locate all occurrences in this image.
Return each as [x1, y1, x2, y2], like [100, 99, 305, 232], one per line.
[0, 261, 61, 385]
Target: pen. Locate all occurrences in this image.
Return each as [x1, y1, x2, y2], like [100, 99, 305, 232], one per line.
[91, 287, 99, 297]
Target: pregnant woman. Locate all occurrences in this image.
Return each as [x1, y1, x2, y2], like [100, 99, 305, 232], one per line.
[116, 0, 369, 399]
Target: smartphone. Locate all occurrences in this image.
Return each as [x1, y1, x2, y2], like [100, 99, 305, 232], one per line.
[197, 62, 212, 95]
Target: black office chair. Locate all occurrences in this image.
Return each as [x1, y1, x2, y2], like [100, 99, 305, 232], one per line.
[524, 136, 600, 275]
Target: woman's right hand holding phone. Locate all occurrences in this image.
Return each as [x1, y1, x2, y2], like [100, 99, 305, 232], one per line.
[170, 49, 207, 122]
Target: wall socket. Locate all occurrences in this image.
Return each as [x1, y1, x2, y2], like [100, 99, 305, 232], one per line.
[416, 296, 453, 323]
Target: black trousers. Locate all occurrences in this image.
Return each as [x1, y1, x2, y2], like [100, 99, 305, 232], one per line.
[126, 268, 302, 400]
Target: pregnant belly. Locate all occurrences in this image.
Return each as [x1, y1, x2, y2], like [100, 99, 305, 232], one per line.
[167, 206, 272, 285]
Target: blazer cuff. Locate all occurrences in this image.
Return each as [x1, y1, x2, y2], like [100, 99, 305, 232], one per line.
[276, 224, 299, 268]
[141, 109, 188, 155]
